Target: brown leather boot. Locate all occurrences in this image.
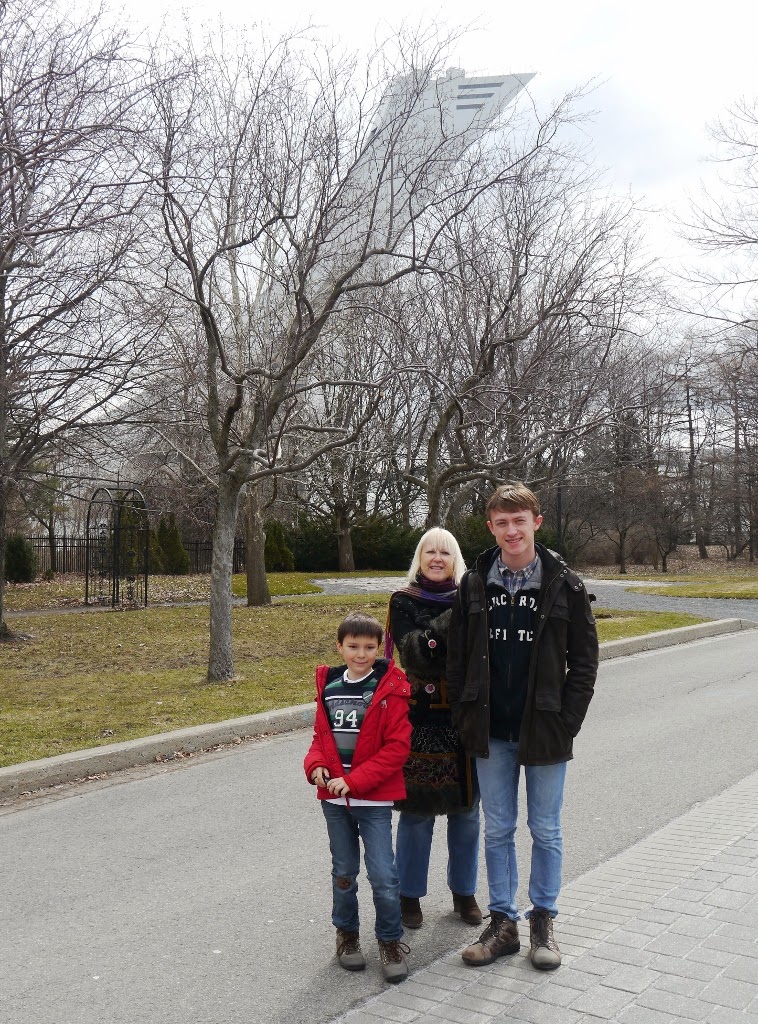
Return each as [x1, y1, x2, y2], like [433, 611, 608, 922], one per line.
[400, 895, 423, 929]
[452, 893, 483, 925]
[529, 909, 561, 970]
[462, 911, 520, 966]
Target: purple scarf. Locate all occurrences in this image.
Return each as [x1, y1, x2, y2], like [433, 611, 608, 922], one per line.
[384, 573, 458, 658]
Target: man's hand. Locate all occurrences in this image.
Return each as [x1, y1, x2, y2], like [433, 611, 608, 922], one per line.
[311, 767, 331, 787]
[326, 776, 351, 797]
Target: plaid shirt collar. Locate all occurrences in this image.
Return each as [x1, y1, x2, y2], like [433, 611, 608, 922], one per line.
[495, 551, 542, 597]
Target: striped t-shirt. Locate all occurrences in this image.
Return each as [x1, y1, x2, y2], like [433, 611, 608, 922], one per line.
[323, 667, 380, 771]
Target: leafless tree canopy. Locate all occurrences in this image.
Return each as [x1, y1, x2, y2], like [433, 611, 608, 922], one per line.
[0, 0, 158, 633]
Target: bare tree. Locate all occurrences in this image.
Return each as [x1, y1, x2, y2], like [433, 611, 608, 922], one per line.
[0, 0, 154, 636]
[394, 165, 646, 526]
[682, 99, 758, 326]
[145, 26, 543, 681]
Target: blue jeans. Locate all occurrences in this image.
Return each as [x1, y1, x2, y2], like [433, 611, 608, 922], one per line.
[321, 801, 403, 941]
[396, 799, 480, 898]
[476, 738, 567, 920]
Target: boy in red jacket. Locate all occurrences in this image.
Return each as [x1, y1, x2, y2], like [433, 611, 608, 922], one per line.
[304, 612, 412, 983]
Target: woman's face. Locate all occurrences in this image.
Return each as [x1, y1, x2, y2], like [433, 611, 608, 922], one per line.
[419, 540, 455, 581]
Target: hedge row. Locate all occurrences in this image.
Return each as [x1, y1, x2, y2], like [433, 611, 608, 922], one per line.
[266, 514, 502, 573]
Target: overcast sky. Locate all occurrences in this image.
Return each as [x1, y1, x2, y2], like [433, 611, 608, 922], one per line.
[125, 0, 758, 270]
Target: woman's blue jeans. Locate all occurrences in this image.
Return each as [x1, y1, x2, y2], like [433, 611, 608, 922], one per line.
[396, 797, 481, 898]
[476, 738, 566, 920]
[321, 801, 403, 941]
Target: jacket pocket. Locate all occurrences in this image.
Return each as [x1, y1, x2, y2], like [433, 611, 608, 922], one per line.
[529, 709, 572, 762]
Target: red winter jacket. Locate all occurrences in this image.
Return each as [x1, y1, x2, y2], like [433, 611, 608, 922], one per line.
[303, 658, 411, 802]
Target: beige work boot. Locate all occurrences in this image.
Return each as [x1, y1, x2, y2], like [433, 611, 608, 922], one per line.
[335, 928, 366, 971]
[461, 911, 520, 966]
[528, 909, 561, 970]
[378, 939, 410, 983]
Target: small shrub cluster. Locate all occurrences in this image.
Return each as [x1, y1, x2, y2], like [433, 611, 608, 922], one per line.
[264, 519, 295, 572]
[4, 534, 37, 583]
[156, 514, 190, 575]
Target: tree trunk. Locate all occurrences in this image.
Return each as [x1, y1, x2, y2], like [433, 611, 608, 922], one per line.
[208, 476, 242, 682]
[685, 379, 708, 559]
[425, 481, 442, 530]
[0, 484, 10, 639]
[618, 530, 627, 574]
[733, 403, 743, 559]
[48, 520, 57, 574]
[246, 483, 271, 607]
[336, 509, 355, 571]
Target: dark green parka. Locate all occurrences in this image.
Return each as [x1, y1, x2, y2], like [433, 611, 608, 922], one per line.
[446, 544, 599, 765]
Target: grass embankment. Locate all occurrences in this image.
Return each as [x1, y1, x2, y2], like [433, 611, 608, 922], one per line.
[624, 580, 758, 599]
[0, 596, 704, 768]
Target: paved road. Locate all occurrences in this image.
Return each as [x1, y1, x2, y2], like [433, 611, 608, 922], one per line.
[312, 575, 758, 623]
[1, 631, 757, 1024]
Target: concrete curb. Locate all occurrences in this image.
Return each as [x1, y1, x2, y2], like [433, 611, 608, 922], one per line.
[598, 615, 756, 659]
[2, 618, 756, 799]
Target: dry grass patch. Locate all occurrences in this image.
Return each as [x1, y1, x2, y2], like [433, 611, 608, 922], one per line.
[4, 572, 322, 612]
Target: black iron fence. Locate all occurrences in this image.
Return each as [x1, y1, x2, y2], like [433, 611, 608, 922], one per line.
[24, 536, 246, 575]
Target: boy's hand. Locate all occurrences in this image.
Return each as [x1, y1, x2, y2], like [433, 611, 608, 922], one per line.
[326, 776, 350, 797]
[311, 767, 331, 787]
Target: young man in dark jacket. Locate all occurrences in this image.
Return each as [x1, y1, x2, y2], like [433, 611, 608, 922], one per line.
[447, 483, 598, 971]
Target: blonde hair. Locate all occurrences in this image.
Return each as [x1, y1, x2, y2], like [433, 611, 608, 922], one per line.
[406, 527, 467, 586]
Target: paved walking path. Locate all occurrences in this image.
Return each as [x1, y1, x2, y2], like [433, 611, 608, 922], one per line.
[311, 576, 758, 623]
[338, 769, 758, 1024]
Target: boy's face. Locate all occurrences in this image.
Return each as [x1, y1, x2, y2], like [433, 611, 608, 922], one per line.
[487, 506, 543, 569]
[337, 633, 380, 678]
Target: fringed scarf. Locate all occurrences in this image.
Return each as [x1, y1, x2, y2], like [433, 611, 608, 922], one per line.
[384, 573, 458, 658]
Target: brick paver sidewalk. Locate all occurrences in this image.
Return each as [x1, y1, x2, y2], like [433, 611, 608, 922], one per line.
[339, 770, 758, 1024]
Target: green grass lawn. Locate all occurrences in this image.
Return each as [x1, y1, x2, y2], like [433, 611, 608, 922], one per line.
[0, 598, 704, 768]
[624, 580, 758, 599]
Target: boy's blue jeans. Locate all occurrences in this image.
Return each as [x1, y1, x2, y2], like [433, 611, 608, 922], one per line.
[476, 738, 567, 920]
[321, 801, 403, 941]
[396, 800, 480, 898]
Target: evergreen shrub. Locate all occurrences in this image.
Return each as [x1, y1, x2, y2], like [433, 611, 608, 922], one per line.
[447, 514, 493, 567]
[352, 517, 422, 570]
[148, 527, 165, 574]
[264, 519, 295, 571]
[5, 534, 37, 583]
[287, 515, 339, 572]
[157, 514, 190, 574]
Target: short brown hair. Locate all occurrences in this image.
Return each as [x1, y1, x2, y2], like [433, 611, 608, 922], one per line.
[486, 482, 540, 518]
[337, 612, 383, 644]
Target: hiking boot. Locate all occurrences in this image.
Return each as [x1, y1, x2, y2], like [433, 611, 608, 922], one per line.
[529, 909, 561, 970]
[461, 911, 520, 966]
[335, 929, 366, 971]
[378, 939, 410, 983]
[400, 896, 423, 929]
[452, 892, 483, 926]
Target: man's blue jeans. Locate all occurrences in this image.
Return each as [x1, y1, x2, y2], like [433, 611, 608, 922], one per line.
[476, 738, 566, 920]
[321, 801, 403, 941]
[396, 799, 480, 898]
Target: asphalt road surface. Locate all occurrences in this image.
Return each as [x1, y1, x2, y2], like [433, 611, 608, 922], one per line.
[1, 630, 757, 1024]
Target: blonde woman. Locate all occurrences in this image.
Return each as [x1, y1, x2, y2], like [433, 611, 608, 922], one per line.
[385, 528, 481, 930]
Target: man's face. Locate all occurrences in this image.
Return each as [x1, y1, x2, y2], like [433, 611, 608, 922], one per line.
[487, 507, 543, 568]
